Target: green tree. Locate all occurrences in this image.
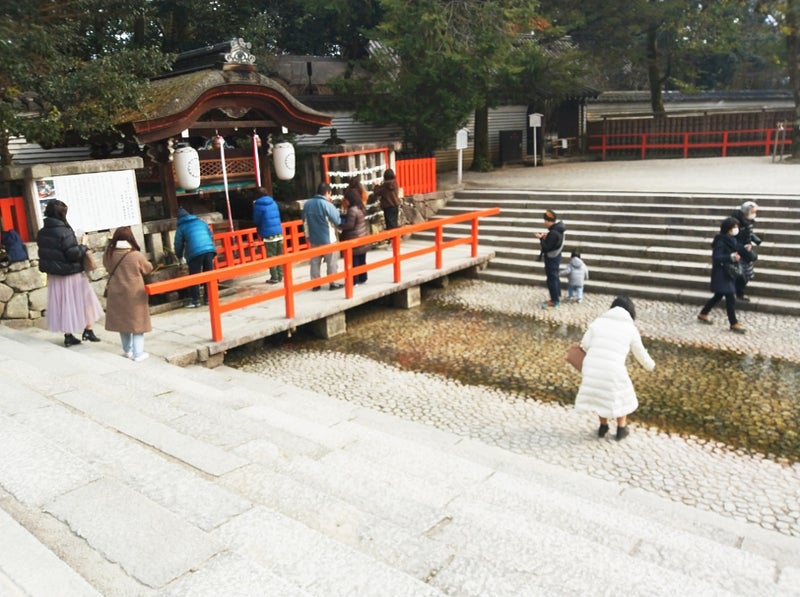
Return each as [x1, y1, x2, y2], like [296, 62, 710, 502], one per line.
[0, 1, 175, 165]
[334, 0, 482, 154]
[335, 0, 582, 168]
[762, 0, 800, 158]
[543, 0, 784, 111]
[257, 0, 383, 59]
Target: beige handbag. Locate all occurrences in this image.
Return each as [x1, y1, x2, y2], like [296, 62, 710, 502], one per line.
[565, 343, 586, 372]
[82, 249, 97, 272]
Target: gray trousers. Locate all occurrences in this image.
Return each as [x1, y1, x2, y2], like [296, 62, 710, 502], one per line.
[310, 248, 338, 280]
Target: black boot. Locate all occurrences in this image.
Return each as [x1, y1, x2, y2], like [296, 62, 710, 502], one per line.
[82, 328, 100, 342]
[64, 333, 82, 347]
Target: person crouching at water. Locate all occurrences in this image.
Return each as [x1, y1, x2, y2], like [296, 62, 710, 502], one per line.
[574, 296, 655, 441]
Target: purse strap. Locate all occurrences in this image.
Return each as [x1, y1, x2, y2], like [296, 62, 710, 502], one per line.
[107, 251, 131, 282]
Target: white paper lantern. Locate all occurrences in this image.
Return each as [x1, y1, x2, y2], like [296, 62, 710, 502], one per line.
[273, 142, 295, 180]
[174, 146, 201, 191]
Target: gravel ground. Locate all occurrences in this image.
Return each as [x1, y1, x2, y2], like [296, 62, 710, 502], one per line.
[232, 280, 800, 538]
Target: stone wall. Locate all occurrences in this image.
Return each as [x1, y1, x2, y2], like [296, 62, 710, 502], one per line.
[0, 236, 108, 327]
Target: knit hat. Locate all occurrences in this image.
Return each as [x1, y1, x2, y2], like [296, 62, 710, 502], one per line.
[177, 207, 190, 218]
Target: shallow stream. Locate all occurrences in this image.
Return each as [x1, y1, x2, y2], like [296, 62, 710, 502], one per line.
[228, 285, 800, 463]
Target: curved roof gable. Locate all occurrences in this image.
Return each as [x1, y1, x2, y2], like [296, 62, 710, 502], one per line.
[118, 68, 332, 144]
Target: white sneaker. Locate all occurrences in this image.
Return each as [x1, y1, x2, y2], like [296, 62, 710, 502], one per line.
[133, 352, 149, 362]
[124, 351, 133, 359]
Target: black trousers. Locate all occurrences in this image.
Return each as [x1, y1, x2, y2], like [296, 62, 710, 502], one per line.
[700, 292, 737, 325]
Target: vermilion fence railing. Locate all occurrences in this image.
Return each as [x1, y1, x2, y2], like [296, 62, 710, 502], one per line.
[395, 157, 437, 195]
[145, 208, 499, 342]
[588, 127, 793, 160]
[0, 196, 30, 241]
[214, 221, 310, 269]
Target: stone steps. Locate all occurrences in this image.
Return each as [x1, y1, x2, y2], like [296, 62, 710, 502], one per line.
[1, 325, 799, 594]
[415, 190, 800, 315]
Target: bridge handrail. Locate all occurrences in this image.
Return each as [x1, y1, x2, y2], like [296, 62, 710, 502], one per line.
[145, 207, 500, 342]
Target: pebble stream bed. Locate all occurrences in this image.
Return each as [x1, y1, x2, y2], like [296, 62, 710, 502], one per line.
[228, 282, 800, 464]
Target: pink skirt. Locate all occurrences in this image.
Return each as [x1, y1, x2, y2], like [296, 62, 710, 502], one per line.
[45, 272, 104, 334]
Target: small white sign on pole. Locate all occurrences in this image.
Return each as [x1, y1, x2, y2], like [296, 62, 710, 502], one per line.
[456, 128, 469, 184]
[529, 113, 543, 167]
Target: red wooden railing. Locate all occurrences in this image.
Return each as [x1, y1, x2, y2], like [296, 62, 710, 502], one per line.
[588, 127, 793, 160]
[146, 208, 499, 342]
[214, 221, 309, 268]
[395, 157, 437, 195]
[0, 196, 30, 241]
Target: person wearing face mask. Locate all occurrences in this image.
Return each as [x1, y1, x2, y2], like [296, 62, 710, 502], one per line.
[731, 200, 761, 301]
[697, 216, 747, 334]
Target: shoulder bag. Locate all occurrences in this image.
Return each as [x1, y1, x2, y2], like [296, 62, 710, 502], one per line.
[82, 249, 97, 272]
[566, 343, 586, 372]
[103, 252, 131, 297]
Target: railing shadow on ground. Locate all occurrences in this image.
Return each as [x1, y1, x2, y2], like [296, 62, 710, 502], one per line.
[145, 208, 499, 342]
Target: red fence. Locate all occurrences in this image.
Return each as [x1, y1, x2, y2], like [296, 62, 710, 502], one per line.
[0, 196, 30, 241]
[147, 208, 499, 342]
[588, 127, 793, 160]
[214, 221, 309, 268]
[395, 157, 437, 195]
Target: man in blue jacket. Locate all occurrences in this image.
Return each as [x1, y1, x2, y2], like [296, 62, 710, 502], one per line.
[302, 182, 342, 291]
[253, 187, 283, 284]
[174, 207, 216, 307]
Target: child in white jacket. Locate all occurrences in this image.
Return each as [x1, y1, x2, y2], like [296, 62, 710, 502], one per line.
[561, 251, 589, 302]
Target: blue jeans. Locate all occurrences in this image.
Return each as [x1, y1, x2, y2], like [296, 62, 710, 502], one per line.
[187, 252, 216, 305]
[568, 284, 584, 300]
[544, 255, 562, 303]
[120, 332, 145, 358]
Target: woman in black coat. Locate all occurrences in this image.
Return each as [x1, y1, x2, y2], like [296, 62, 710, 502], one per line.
[697, 216, 746, 334]
[36, 200, 104, 346]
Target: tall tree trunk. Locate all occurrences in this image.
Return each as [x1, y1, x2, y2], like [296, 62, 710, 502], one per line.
[787, 0, 800, 159]
[470, 104, 491, 171]
[646, 27, 665, 117]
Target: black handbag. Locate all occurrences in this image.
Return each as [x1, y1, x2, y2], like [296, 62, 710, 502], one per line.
[722, 259, 743, 280]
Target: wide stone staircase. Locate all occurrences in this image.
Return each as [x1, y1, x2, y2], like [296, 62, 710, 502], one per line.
[1, 324, 799, 595]
[418, 190, 800, 316]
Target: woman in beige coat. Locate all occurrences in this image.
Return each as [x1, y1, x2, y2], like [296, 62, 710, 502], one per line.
[103, 227, 153, 361]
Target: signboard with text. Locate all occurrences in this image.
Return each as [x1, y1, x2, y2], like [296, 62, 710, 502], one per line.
[31, 169, 141, 234]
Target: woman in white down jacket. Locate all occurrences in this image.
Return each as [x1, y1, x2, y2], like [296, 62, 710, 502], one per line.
[575, 296, 655, 441]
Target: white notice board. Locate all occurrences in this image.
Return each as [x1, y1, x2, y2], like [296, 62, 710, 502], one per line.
[31, 169, 141, 234]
